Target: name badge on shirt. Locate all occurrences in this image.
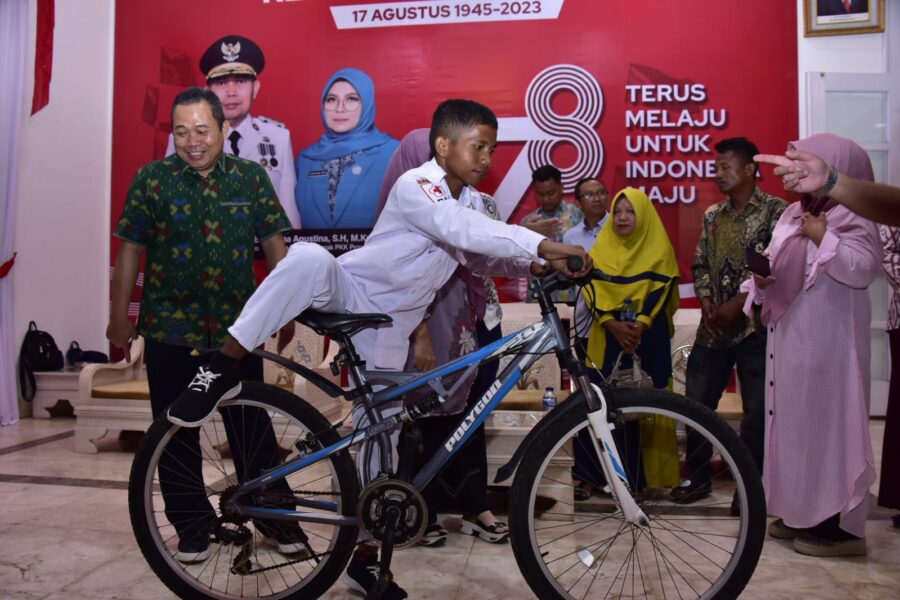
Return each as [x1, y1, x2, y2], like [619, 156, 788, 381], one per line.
[417, 178, 447, 203]
[308, 169, 327, 177]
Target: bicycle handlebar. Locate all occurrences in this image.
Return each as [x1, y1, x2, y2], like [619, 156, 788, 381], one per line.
[536, 256, 611, 298]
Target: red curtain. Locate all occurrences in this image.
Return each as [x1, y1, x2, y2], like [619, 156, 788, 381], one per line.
[31, 0, 54, 114]
[0, 254, 15, 279]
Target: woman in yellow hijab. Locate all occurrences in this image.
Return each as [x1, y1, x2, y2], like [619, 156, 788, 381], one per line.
[586, 187, 680, 371]
[574, 188, 681, 498]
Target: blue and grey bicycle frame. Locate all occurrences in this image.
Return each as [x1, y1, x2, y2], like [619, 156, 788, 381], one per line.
[230, 275, 649, 529]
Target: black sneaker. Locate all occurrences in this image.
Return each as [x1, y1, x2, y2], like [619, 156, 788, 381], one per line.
[341, 551, 408, 599]
[175, 534, 210, 563]
[167, 363, 241, 427]
[669, 479, 712, 504]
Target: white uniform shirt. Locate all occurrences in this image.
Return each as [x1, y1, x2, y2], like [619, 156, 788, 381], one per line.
[339, 158, 545, 370]
[166, 114, 300, 228]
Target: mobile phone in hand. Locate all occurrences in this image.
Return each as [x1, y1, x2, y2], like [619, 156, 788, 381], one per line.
[745, 246, 771, 277]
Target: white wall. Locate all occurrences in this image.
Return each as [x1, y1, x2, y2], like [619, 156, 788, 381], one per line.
[796, 0, 891, 136]
[795, 1, 896, 417]
[12, 0, 115, 406]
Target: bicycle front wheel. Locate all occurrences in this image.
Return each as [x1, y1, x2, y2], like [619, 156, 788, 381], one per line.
[129, 382, 359, 599]
[509, 388, 766, 600]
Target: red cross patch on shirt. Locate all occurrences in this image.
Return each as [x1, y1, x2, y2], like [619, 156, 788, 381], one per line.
[418, 178, 448, 203]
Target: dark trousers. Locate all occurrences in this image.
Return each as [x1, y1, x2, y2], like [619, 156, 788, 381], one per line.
[879, 329, 900, 510]
[145, 340, 293, 539]
[683, 332, 767, 481]
[402, 321, 501, 522]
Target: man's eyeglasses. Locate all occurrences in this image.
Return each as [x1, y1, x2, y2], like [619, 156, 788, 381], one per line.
[324, 96, 361, 112]
[577, 190, 607, 200]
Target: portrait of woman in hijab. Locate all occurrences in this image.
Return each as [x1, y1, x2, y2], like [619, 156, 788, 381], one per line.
[294, 67, 399, 230]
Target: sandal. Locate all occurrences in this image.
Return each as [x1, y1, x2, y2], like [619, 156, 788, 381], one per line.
[574, 484, 592, 502]
[418, 523, 448, 547]
[459, 516, 509, 544]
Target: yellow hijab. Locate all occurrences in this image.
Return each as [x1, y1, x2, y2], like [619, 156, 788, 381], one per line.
[585, 187, 680, 365]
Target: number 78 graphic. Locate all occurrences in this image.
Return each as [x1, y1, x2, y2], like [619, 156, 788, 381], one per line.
[494, 64, 604, 221]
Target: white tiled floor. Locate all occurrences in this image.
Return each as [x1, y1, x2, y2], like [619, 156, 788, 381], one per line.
[0, 417, 897, 599]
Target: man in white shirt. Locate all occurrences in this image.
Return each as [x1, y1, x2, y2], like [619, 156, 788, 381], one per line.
[165, 35, 300, 227]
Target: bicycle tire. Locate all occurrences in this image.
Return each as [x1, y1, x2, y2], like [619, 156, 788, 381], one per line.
[129, 382, 359, 599]
[509, 387, 766, 600]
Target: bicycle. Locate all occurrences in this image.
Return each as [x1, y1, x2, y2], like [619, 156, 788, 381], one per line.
[129, 257, 766, 599]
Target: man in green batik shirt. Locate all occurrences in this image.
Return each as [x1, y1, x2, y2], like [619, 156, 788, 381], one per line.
[671, 137, 787, 508]
[107, 87, 306, 563]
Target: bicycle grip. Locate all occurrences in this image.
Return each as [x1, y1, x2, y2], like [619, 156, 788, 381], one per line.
[567, 256, 584, 272]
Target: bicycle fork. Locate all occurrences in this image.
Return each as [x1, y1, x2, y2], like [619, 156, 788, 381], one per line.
[581, 380, 649, 527]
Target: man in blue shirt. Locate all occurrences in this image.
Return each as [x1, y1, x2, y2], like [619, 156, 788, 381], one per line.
[563, 178, 609, 251]
[564, 178, 610, 345]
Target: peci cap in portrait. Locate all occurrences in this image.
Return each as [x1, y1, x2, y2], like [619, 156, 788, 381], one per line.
[199, 35, 265, 82]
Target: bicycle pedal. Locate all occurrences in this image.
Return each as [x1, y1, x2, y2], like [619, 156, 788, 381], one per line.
[214, 524, 252, 546]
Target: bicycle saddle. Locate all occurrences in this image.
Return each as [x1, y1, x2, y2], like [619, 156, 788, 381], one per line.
[295, 309, 392, 337]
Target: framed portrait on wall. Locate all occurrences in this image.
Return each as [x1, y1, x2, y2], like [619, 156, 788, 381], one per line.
[805, 0, 885, 36]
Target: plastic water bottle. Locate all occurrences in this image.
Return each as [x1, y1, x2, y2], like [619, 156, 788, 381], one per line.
[621, 298, 636, 323]
[542, 386, 557, 411]
[620, 299, 642, 381]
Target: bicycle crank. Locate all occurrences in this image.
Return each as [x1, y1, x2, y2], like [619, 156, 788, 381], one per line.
[356, 477, 427, 548]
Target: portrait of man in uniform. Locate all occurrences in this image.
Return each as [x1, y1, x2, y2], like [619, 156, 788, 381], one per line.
[166, 35, 300, 228]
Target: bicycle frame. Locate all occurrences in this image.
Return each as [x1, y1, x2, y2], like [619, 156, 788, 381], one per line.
[227, 289, 647, 529]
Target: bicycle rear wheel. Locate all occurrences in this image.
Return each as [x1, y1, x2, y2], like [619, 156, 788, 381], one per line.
[129, 382, 359, 599]
[509, 388, 766, 600]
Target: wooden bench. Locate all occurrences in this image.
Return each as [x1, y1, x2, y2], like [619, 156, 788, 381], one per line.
[32, 367, 83, 418]
[74, 337, 149, 453]
[716, 392, 744, 429]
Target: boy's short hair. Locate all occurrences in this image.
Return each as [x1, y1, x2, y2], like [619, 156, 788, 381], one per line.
[171, 86, 225, 129]
[714, 137, 760, 173]
[429, 99, 498, 155]
[532, 164, 562, 184]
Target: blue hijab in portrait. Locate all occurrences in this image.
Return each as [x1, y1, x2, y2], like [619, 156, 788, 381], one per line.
[296, 67, 399, 230]
[301, 68, 395, 161]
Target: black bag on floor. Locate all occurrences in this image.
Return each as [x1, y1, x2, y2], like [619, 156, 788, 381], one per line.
[19, 321, 64, 401]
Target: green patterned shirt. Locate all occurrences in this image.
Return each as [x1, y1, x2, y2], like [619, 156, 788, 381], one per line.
[692, 188, 787, 349]
[115, 153, 290, 349]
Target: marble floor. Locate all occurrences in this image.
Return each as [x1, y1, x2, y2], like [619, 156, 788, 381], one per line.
[0, 416, 897, 600]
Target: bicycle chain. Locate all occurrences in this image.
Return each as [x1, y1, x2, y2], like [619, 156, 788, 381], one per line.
[241, 546, 330, 575]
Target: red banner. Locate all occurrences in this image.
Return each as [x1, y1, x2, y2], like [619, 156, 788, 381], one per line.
[112, 0, 797, 301]
[31, 0, 54, 114]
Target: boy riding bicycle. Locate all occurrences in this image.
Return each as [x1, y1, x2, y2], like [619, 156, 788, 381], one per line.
[167, 98, 591, 598]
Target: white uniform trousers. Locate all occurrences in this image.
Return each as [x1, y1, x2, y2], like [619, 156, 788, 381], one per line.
[228, 241, 401, 503]
[228, 242, 360, 351]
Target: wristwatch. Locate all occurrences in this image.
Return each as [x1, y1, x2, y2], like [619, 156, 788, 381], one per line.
[811, 166, 838, 199]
